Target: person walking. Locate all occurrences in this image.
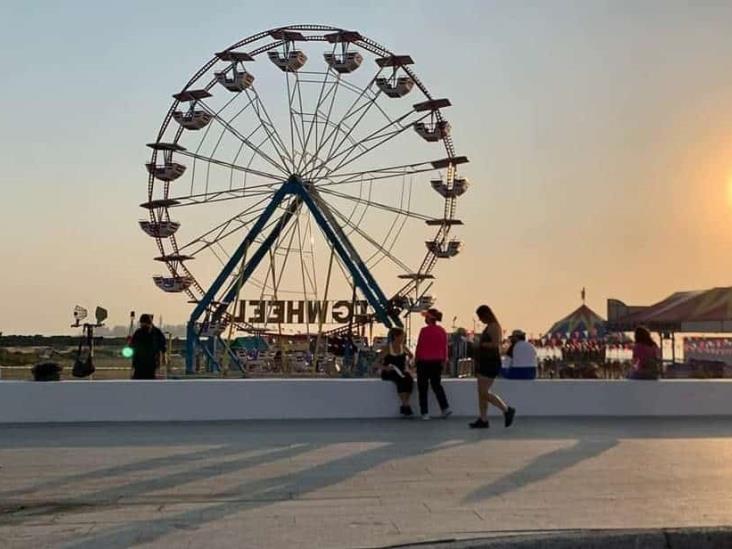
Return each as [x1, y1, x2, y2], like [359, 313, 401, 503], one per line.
[379, 327, 415, 417]
[414, 308, 452, 420]
[130, 314, 167, 380]
[470, 305, 516, 429]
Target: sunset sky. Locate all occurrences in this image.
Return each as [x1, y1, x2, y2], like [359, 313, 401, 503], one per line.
[2, 0, 732, 336]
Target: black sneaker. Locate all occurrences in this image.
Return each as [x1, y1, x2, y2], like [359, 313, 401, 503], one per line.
[504, 406, 516, 428]
[469, 418, 489, 429]
[399, 405, 407, 416]
[403, 405, 414, 417]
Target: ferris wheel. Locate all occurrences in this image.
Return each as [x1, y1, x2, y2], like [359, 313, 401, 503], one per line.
[141, 25, 469, 372]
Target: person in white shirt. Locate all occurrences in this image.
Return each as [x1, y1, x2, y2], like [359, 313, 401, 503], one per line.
[502, 330, 538, 380]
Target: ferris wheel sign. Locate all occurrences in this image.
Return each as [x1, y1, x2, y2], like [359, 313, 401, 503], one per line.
[234, 299, 369, 325]
[141, 25, 469, 372]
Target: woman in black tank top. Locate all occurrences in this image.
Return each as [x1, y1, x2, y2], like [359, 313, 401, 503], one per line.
[470, 305, 516, 429]
[379, 327, 415, 417]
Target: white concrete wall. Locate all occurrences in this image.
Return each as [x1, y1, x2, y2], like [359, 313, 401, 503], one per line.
[1, 379, 732, 423]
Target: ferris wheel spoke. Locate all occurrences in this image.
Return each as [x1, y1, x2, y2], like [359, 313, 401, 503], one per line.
[189, 217, 274, 261]
[321, 197, 412, 272]
[236, 202, 307, 332]
[364, 185, 413, 269]
[219, 198, 302, 303]
[310, 73, 343, 160]
[330, 173, 369, 239]
[297, 74, 344, 176]
[337, 177, 403, 263]
[185, 92, 242, 196]
[177, 150, 286, 182]
[318, 187, 434, 221]
[299, 70, 382, 176]
[167, 183, 276, 208]
[178, 197, 272, 255]
[311, 76, 341, 159]
[271, 205, 303, 293]
[311, 92, 382, 180]
[305, 213, 319, 298]
[284, 72, 305, 168]
[293, 71, 312, 172]
[227, 134, 260, 192]
[313, 160, 436, 188]
[296, 52, 339, 173]
[197, 101, 291, 177]
[259, 215, 292, 318]
[184, 211, 266, 258]
[294, 210, 315, 312]
[308, 109, 428, 180]
[258, 205, 318, 301]
[245, 88, 295, 172]
[383, 180, 414, 252]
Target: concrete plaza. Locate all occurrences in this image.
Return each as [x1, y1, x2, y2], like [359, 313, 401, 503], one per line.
[1, 417, 732, 548]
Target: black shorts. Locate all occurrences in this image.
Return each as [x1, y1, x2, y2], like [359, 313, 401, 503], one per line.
[381, 368, 414, 394]
[476, 360, 501, 379]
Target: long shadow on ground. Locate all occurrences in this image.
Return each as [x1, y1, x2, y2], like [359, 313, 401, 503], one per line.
[0, 417, 730, 548]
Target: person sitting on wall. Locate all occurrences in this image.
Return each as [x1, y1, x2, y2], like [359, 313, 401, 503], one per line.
[627, 326, 660, 380]
[378, 327, 415, 417]
[502, 330, 538, 380]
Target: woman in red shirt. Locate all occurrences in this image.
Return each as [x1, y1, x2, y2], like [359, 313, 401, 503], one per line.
[414, 308, 452, 420]
[628, 326, 660, 380]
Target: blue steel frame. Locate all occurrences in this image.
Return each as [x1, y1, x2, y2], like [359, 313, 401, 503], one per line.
[185, 175, 402, 373]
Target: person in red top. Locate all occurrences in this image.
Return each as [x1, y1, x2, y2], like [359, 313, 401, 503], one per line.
[628, 326, 660, 380]
[414, 308, 452, 420]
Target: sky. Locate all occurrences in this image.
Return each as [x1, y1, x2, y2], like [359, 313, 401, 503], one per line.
[2, 0, 732, 336]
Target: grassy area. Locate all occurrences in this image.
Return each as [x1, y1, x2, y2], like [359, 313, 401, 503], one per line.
[0, 347, 188, 380]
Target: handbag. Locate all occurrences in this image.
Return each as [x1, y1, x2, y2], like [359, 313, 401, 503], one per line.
[72, 326, 96, 378]
[72, 355, 95, 378]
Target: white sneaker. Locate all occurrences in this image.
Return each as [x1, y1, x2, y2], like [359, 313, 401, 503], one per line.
[441, 408, 453, 419]
[421, 414, 431, 421]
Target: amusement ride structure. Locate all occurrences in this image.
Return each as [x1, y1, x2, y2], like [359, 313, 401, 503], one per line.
[142, 25, 469, 373]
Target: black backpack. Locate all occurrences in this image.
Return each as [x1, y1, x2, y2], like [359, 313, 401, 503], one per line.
[32, 361, 62, 381]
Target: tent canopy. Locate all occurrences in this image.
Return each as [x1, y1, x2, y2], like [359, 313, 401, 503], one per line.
[546, 304, 607, 339]
[607, 287, 732, 333]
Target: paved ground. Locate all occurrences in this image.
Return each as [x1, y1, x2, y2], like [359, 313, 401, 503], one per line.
[1, 417, 732, 548]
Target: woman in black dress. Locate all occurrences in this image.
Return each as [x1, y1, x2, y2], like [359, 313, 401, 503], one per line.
[470, 305, 516, 429]
[379, 327, 415, 417]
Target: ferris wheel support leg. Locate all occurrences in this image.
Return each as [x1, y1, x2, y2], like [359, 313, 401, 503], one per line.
[211, 176, 398, 332]
[185, 174, 403, 373]
[189, 182, 296, 325]
[214, 197, 301, 318]
[185, 180, 297, 374]
[185, 322, 197, 375]
[184, 322, 223, 375]
[297, 184, 399, 330]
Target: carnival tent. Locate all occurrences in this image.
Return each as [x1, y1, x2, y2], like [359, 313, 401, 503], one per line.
[607, 287, 732, 333]
[546, 304, 607, 340]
